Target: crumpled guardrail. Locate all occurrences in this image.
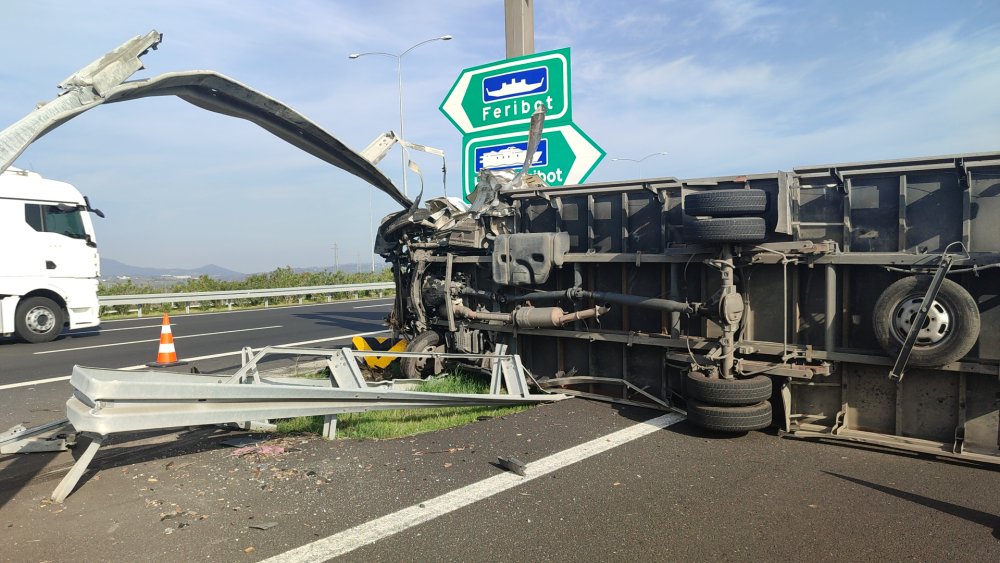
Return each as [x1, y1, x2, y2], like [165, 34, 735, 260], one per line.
[51, 347, 565, 502]
[65, 366, 543, 435]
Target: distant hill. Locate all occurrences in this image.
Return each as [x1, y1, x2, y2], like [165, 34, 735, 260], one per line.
[101, 258, 246, 281]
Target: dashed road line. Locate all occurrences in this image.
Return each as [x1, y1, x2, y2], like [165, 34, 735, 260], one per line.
[33, 325, 283, 355]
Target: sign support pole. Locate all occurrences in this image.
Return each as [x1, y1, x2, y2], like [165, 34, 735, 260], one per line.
[504, 0, 534, 58]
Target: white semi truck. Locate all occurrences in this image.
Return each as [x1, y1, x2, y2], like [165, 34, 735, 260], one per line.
[0, 167, 102, 343]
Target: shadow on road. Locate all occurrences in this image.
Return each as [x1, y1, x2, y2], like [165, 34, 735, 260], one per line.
[293, 310, 388, 330]
[0, 436, 71, 510]
[0, 427, 246, 509]
[823, 470, 1000, 540]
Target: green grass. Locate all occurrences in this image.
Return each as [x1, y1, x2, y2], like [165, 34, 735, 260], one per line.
[275, 372, 529, 440]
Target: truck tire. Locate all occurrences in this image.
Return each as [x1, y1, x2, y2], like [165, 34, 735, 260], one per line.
[685, 217, 766, 243]
[872, 276, 979, 367]
[684, 189, 767, 217]
[400, 330, 443, 379]
[686, 399, 772, 432]
[685, 373, 772, 406]
[14, 296, 64, 343]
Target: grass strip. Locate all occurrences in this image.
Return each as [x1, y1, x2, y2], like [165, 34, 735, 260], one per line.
[275, 372, 528, 440]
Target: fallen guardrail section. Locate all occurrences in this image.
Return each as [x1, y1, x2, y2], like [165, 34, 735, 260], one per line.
[51, 347, 565, 502]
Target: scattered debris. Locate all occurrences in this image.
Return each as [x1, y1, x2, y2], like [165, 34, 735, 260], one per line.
[221, 437, 267, 448]
[498, 456, 527, 476]
[230, 445, 286, 458]
[249, 522, 278, 531]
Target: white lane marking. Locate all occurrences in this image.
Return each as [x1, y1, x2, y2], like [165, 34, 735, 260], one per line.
[70, 324, 170, 335]
[33, 325, 283, 355]
[1, 329, 390, 389]
[262, 412, 685, 563]
[353, 302, 393, 309]
[0, 375, 72, 390]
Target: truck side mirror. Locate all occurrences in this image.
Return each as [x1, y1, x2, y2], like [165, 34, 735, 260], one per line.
[84, 196, 105, 218]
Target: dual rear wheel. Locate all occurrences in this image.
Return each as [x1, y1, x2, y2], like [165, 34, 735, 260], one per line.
[684, 189, 768, 243]
[682, 189, 773, 430]
[685, 372, 773, 432]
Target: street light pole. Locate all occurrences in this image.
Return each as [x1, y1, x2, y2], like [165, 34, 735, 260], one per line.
[395, 55, 405, 196]
[610, 151, 669, 179]
[349, 35, 452, 197]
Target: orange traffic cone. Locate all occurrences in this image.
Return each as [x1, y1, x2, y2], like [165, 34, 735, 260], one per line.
[147, 313, 187, 367]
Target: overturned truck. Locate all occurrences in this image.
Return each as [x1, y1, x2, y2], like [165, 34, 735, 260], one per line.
[3, 32, 996, 467]
[379, 128, 1000, 464]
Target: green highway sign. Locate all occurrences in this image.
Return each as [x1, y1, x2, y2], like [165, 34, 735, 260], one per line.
[462, 123, 605, 199]
[440, 48, 571, 135]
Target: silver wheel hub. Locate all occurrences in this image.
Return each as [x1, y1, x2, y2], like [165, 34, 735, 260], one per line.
[25, 306, 56, 334]
[892, 297, 950, 346]
[413, 344, 442, 371]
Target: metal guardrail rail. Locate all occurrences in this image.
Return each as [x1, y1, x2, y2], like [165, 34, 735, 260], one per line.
[98, 282, 395, 315]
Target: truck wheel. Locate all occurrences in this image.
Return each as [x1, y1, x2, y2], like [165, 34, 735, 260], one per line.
[872, 276, 979, 367]
[684, 189, 767, 217]
[686, 399, 772, 432]
[400, 331, 443, 379]
[685, 373, 772, 406]
[14, 296, 64, 343]
[685, 217, 766, 243]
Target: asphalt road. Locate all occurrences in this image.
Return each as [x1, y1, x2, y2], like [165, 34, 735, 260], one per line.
[1, 400, 997, 562]
[0, 298, 394, 428]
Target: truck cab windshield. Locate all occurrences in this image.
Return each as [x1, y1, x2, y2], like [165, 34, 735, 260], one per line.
[24, 203, 90, 241]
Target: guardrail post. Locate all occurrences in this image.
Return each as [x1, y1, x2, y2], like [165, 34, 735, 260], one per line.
[185, 304, 191, 314]
[322, 415, 338, 440]
[227, 301, 233, 311]
[264, 299, 269, 308]
[299, 297, 304, 304]
[326, 293, 332, 302]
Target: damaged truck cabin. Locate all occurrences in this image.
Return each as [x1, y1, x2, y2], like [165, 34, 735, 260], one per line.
[378, 141, 1000, 464]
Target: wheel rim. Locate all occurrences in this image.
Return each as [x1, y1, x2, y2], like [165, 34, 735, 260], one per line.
[413, 343, 441, 372]
[891, 296, 951, 346]
[25, 306, 56, 334]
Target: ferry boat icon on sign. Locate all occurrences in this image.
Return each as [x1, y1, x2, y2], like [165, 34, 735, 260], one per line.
[475, 140, 549, 172]
[483, 67, 549, 102]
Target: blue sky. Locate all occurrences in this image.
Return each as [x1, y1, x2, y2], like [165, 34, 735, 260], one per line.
[1, 0, 998, 273]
